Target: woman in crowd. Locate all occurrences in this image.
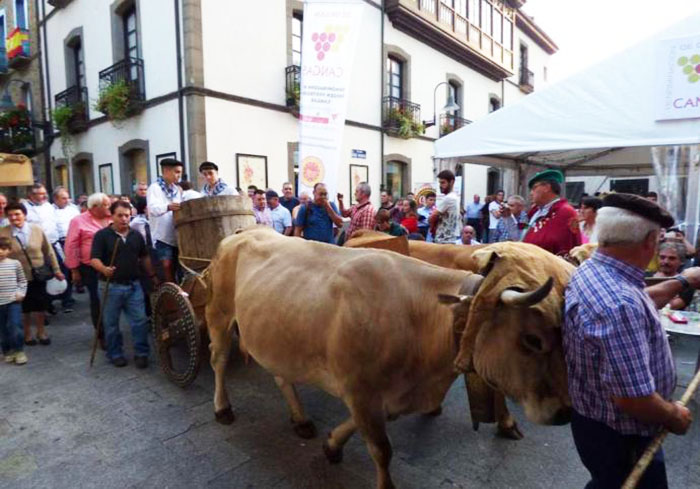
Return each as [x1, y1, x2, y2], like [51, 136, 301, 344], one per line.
[578, 196, 602, 243]
[400, 199, 419, 234]
[0, 202, 63, 345]
[0, 193, 7, 227]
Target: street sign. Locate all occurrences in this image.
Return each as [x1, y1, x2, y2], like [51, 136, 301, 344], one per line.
[351, 149, 366, 159]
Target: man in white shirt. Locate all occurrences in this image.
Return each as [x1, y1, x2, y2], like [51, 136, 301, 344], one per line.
[266, 190, 292, 235]
[430, 170, 462, 244]
[24, 183, 59, 246]
[455, 225, 481, 245]
[147, 158, 183, 283]
[487, 190, 505, 243]
[199, 161, 238, 197]
[52, 187, 80, 312]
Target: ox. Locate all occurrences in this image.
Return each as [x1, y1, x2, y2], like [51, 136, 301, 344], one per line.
[205, 227, 571, 489]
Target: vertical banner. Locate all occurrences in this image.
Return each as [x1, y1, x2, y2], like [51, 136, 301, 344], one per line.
[298, 0, 363, 200]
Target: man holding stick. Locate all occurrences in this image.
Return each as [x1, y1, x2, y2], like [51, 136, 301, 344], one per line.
[90, 201, 158, 368]
[563, 193, 698, 489]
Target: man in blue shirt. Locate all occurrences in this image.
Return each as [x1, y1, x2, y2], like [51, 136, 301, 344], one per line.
[564, 193, 697, 489]
[465, 194, 484, 241]
[293, 183, 343, 244]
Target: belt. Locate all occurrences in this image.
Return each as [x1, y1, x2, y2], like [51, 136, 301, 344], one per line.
[101, 278, 138, 286]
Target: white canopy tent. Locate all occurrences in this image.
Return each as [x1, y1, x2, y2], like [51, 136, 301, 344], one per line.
[434, 13, 700, 238]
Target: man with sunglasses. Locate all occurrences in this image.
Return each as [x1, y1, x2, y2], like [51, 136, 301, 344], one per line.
[294, 183, 343, 244]
[523, 169, 581, 256]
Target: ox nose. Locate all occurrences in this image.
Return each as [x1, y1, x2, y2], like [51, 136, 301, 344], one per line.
[550, 407, 572, 426]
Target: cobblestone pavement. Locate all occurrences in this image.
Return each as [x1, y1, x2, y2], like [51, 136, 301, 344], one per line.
[1, 292, 700, 489]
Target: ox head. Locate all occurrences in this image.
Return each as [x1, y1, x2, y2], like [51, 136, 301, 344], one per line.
[440, 242, 575, 426]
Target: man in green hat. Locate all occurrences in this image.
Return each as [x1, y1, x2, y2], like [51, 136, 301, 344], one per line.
[523, 169, 581, 256]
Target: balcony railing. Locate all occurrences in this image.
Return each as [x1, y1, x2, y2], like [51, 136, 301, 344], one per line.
[6, 27, 30, 69]
[54, 86, 89, 133]
[0, 106, 36, 155]
[285, 65, 300, 111]
[439, 113, 471, 137]
[97, 57, 145, 118]
[0, 46, 8, 75]
[382, 96, 423, 139]
[519, 67, 534, 93]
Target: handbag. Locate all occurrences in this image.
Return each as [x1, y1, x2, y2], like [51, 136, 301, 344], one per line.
[15, 236, 54, 282]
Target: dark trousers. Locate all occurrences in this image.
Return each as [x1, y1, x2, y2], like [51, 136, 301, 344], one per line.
[79, 264, 100, 329]
[571, 410, 667, 489]
[56, 240, 74, 307]
[466, 218, 482, 241]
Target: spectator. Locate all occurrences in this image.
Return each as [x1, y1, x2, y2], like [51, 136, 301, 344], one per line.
[24, 183, 60, 261]
[109, 195, 119, 204]
[180, 181, 203, 201]
[91, 201, 157, 368]
[430, 170, 461, 244]
[390, 198, 404, 224]
[464, 194, 484, 241]
[375, 209, 406, 237]
[0, 236, 27, 365]
[1, 202, 63, 346]
[487, 190, 505, 243]
[135, 182, 148, 199]
[417, 191, 436, 240]
[292, 192, 310, 223]
[294, 183, 343, 243]
[77, 193, 88, 207]
[253, 189, 273, 227]
[456, 225, 480, 245]
[337, 182, 375, 240]
[507, 195, 528, 239]
[646, 191, 658, 203]
[65, 193, 111, 344]
[199, 161, 237, 196]
[147, 158, 183, 283]
[480, 195, 493, 242]
[0, 193, 8, 227]
[379, 190, 395, 211]
[280, 182, 300, 214]
[53, 187, 80, 312]
[651, 241, 693, 310]
[79, 201, 88, 214]
[266, 190, 292, 235]
[400, 199, 419, 234]
[523, 169, 581, 256]
[579, 196, 603, 244]
[130, 196, 155, 318]
[247, 185, 258, 199]
[495, 195, 526, 242]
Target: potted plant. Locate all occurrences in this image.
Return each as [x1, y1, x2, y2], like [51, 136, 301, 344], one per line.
[51, 105, 77, 160]
[286, 82, 300, 109]
[386, 107, 424, 139]
[95, 80, 138, 124]
[0, 104, 34, 154]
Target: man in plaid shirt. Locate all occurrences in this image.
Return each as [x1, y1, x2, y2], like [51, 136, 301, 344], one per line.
[337, 182, 375, 241]
[564, 193, 696, 489]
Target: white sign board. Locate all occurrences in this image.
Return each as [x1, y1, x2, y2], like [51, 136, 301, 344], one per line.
[656, 35, 700, 121]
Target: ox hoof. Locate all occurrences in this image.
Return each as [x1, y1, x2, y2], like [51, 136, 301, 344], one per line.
[293, 420, 318, 439]
[215, 407, 236, 425]
[426, 406, 442, 417]
[496, 422, 524, 440]
[323, 440, 344, 464]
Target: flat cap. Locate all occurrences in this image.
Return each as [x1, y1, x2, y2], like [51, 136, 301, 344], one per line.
[528, 169, 564, 189]
[602, 192, 674, 228]
[265, 190, 279, 200]
[159, 158, 184, 168]
[198, 161, 218, 172]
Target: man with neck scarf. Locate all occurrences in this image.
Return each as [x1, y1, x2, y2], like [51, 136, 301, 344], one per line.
[199, 161, 237, 197]
[147, 158, 183, 283]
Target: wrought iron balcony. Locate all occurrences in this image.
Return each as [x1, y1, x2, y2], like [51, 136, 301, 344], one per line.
[519, 67, 535, 93]
[0, 105, 36, 156]
[47, 0, 74, 7]
[382, 96, 423, 139]
[439, 113, 471, 137]
[97, 57, 146, 118]
[7, 28, 30, 69]
[285, 65, 300, 111]
[54, 86, 89, 133]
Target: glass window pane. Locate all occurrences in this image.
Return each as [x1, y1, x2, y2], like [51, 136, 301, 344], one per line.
[15, 0, 26, 29]
[481, 0, 491, 35]
[468, 0, 478, 22]
[127, 12, 136, 31]
[493, 11, 502, 43]
[504, 19, 512, 49]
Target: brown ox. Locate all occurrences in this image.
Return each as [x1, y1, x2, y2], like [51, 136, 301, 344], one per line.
[205, 227, 571, 489]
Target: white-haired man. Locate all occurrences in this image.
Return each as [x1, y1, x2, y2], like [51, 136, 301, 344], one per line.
[337, 182, 375, 241]
[64, 193, 111, 343]
[564, 193, 699, 489]
[53, 187, 80, 312]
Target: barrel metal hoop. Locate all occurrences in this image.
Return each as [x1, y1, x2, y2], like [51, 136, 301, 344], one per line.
[175, 209, 255, 227]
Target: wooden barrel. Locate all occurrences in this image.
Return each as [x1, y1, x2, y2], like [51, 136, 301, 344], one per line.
[174, 196, 255, 271]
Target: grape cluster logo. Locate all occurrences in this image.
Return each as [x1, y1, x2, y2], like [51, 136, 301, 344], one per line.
[310, 25, 348, 61]
[678, 54, 700, 83]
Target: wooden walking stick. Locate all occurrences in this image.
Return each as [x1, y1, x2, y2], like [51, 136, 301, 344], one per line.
[622, 368, 700, 489]
[89, 237, 120, 367]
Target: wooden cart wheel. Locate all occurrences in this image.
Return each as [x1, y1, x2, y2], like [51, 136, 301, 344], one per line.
[152, 282, 201, 387]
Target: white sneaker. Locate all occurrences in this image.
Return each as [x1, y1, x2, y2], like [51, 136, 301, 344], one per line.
[14, 351, 27, 365]
[3, 352, 15, 363]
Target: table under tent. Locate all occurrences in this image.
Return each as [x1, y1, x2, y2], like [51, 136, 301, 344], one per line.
[434, 12, 700, 242]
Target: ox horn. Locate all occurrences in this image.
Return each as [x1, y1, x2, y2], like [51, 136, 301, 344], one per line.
[500, 277, 554, 307]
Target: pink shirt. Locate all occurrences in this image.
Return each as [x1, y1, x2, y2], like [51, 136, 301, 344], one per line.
[64, 212, 110, 269]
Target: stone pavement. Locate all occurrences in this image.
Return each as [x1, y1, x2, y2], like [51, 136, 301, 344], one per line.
[1, 292, 700, 489]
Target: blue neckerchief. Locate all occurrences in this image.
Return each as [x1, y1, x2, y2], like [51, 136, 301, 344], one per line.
[203, 179, 228, 196]
[158, 176, 178, 200]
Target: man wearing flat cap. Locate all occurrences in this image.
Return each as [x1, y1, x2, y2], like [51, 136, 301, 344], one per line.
[564, 193, 700, 488]
[523, 169, 581, 256]
[147, 158, 183, 283]
[199, 161, 238, 197]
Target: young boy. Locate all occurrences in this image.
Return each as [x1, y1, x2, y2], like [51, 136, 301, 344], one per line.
[0, 236, 28, 365]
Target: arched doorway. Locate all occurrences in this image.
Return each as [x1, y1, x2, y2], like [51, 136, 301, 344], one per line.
[119, 139, 150, 195]
[73, 158, 94, 196]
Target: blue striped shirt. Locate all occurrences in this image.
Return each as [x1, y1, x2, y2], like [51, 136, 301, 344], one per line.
[563, 251, 676, 436]
[0, 258, 27, 306]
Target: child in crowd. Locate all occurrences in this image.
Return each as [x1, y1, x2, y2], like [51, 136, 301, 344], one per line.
[0, 236, 28, 365]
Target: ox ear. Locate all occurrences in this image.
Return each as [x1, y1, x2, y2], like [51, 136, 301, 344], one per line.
[471, 249, 500, 276]
[438, 294, 472, 305]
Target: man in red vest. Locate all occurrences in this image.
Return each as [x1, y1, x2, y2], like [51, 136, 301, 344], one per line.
[523, 169, 581, 256]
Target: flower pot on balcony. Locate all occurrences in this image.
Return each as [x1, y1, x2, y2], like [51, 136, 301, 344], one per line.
[385, 108, 425, 139]
[95, 80, 143, 124]
[0, 105, 35, 156]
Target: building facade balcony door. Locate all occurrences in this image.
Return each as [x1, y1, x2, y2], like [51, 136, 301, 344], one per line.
[122, 148, 147, 195]
[74, 159, 94, 196]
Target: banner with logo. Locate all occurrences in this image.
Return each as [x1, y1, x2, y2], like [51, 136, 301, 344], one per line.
[298, 0, 363, 201]
[656, 35, 700, 121]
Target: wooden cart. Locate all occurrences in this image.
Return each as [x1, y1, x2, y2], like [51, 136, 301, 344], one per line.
[151, 195, 255, 387]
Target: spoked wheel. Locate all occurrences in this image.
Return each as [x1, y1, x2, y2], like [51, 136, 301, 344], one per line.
[153, 282, 201, 387]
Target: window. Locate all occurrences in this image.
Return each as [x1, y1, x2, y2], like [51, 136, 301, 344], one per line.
[0, 11, 6, 45]
[520, 43, 529, 71]
[488, 96, 501, 113]
[480, 0, 491, 35]
[21, 83, 31, 111]
[493, 10, 502, 44]
[123, 6, 138, 60]
[72, 39, 85, 88]
[386, 56, 403, 99]
[503, 18, 513, 50]
[467, 0, 478, 21]
[384, 161, 405, 200]
[292, 12, 302, 66]
[14, 0, 26, 30]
